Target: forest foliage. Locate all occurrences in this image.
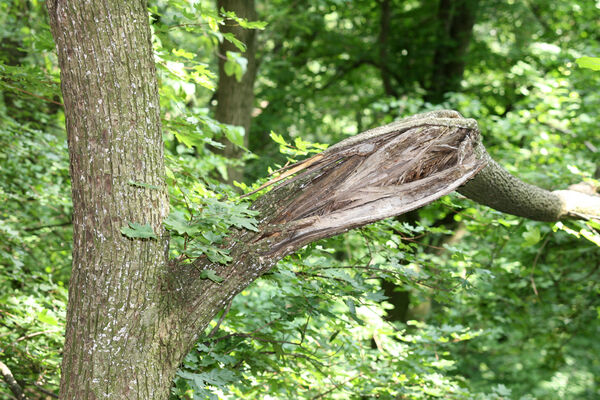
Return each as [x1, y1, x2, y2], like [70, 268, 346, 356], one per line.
[1, 0, 599, 399]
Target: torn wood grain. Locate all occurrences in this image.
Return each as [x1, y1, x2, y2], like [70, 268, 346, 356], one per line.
[250, 110, 487, 257]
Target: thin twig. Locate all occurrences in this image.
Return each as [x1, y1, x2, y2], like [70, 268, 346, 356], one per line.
[212, 332, 301, 346]
[207, 317, 285, 344]
[530, 235, 551, 299]
[23, 221, 71, 232]
[0, 360, 29, 400]
[359, 229, 374, 266]
[295, 271, 349, 283]
[33, 383, 59, 399]
[260, 351, 323, 364]
[299, 315, 310, 345]
[306, 264, 453, 292]
[1, 83, 62, 106]
[208, 299, 233, 337]
[15, 329, 60, 343]
[167, 22, 209, 31]
[310, 373, 363, 400]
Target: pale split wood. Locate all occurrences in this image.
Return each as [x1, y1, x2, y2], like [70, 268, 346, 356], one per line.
[251, 110, 488, 256]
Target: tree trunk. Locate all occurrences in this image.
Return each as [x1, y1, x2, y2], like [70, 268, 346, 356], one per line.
[47, 1, 178, 398]
[428, 0, 479, 103]
[378, 0, 396, 97]
[215, 0, 258, 183]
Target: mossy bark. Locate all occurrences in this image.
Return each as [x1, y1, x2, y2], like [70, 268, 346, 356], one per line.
[458, 142, 600, 221]
[458, 144, 564, 221]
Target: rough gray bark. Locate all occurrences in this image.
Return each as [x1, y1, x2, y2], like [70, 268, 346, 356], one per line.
[215, 0, 258, 183]
[459, 146, 600, 221]
[47, 1, 177, 398]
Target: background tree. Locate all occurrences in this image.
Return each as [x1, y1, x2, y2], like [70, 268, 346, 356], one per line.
[214, 0, 258, 182]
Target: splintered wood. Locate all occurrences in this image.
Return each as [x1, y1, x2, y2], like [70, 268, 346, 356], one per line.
[253, 110, 488, 256]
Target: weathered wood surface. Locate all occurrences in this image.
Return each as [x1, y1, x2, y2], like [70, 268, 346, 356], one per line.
[250, 110, 487, 257]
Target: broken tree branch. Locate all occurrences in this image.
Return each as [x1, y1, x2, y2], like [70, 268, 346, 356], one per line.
[250, 109, 486, 257]
[252, 108, 600, 256]
[457, 142, 600, 222]
[171, 109, 600, 352]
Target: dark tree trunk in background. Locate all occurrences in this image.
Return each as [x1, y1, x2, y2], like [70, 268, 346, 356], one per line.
[428, 0, 479, 103]
[378, 0, 396, 97]
[216, 0, 258, 183]
[381, 281, 410, 322]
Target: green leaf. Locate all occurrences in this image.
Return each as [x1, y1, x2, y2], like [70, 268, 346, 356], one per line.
[345, 298, 364, 325]
[588, 220, 600, 230]
[239, 20, 267, 30]
[224, 59, 236, 77]
[172, 128, 200, 148]
[269, 130, 287, 146]
[202, 231, 223, 243]
[234, 66, 243, 82]
[187, 243, 232, 264]
[224, 51, 248, 82]
[222, 32, 246, 52]
[164, 211, 199, 236]
[199, 269, 224, 283]
[120, 222, 157, 239]
[38, 309, 58, 326]
[172, 48, 195, 60]
[580, 228, 600, 247]
[229, 214, 259, 232]
[329, 330, 341, 342]
[576, 56, 600, 71]
[224, 125, 245, 147]
[492, 384, 512, 396]
[522, 226, 541, 246]
[294, 137, 308, 151]
[220, 8, 267, 30]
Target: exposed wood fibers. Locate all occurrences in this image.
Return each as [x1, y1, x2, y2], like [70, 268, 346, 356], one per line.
[251, 110, 487, 256]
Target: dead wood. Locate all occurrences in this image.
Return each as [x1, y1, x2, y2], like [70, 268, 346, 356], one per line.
[250, 110, 487, 257]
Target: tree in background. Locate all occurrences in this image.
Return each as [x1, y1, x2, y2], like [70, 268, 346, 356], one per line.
[215, 0, 258, 182]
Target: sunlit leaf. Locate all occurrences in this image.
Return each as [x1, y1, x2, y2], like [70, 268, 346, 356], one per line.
[120, 222, 157, 239]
